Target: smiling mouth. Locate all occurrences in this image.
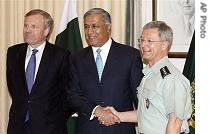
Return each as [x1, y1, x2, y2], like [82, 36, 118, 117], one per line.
[142, 50, 151, 55]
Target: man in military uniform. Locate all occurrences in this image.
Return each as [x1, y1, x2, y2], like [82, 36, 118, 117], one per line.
[103, 21, 192, 134]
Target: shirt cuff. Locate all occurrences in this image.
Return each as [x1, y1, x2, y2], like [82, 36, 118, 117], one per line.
[90, 105, 100, 120]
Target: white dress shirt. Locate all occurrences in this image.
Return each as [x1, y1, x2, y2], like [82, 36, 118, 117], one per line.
[90, 38, 112, 120]
[92, 38, 112, 67]
[25, 41, 46, 81]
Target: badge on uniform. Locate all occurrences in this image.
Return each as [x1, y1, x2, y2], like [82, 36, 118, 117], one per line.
[146, 98, 150, 109]
[160, 66, 171, 79]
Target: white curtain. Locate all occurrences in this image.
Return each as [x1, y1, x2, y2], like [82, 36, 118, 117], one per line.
[0, 0, 128, 134]
[132, 0, 152, 49]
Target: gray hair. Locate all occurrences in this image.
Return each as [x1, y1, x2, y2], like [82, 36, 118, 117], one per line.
[84, 8, 111, 24]
[143, 21, 173, 49]
[25, 9, 54, 36]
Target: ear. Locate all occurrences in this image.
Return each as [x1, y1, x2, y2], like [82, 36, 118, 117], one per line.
[106, 24, 111, 33]
[161, 41, 169, 51]
[44, 27, 50, 37]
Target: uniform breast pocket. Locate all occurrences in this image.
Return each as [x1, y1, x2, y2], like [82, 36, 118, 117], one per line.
[141, 88, 166, 116]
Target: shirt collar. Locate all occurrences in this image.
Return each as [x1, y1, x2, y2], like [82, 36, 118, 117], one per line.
[143, 56, 169, 75]
[92, 38, 112, 53]
[27, 41, 46, 55]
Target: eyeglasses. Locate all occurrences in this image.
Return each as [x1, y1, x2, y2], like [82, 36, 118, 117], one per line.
[137, 38, 164, 45]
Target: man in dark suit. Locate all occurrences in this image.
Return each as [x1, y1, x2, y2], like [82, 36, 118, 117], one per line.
[67, 8, 143, 134]
[6, 9, 69, 134]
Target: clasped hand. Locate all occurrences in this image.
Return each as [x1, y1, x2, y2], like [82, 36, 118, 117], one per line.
[94, 106, 120, 126]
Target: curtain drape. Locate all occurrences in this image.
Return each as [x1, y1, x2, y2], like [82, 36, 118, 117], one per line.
[0, 1, 128, 134]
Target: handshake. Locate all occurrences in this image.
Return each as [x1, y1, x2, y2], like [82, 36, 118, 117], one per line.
[94, 106, 122, 126]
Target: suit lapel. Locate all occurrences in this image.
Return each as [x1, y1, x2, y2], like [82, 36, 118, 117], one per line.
[83, 46, 99, 81]
[31, 42, 51, 94]
[101, 42, 117, 80]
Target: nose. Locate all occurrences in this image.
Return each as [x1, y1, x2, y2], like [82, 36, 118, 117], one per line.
[24, 25, 32, 33]
[138, 41, 147, 49]
[85, 27, 94, 35]
[88, 27, 94, 34]
[25, 27, 30, 32]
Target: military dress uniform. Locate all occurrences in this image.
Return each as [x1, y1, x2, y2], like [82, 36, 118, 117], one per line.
[137, 56, 192, 134]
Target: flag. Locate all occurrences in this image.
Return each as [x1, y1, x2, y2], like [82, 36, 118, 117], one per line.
[55, 0, 83, 134]
[183, 31, 195, 134]
[55, 0, 83, 52]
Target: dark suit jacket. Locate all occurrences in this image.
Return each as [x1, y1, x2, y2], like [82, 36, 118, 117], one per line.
[67, 39, 143, 134]
[6, 41, 69, 134]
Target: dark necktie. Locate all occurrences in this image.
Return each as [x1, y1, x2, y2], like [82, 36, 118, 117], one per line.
[25, 49, 38, 121]
[25, 49, 38, 93]
[96, 48, 103, 81]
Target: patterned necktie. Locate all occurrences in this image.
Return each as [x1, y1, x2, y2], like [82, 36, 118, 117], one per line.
[25, 49, 38, 93]
[96, 48, 103, 81]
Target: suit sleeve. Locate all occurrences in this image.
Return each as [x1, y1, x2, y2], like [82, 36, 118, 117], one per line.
[66, 54, 96, 119]
[59, 51, 73, 119]
[6, 47, 14, 97]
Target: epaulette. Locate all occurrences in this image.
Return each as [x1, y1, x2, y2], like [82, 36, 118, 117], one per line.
[160, 66, 171, 79]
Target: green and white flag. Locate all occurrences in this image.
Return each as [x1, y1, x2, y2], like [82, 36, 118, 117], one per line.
[55, 0, 82, 134]
[183, 31, 195, 134]
[55, 0, 83, 52]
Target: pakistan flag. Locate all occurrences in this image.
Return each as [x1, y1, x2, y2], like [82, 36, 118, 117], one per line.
[183, 31, 195, 134]
[55, 0, 83, 134]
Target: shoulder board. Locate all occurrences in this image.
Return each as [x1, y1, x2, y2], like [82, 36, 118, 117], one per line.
[160, 66, 171, 79]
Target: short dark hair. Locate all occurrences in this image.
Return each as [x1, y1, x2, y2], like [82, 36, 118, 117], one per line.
[84, 8, 111, 24]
